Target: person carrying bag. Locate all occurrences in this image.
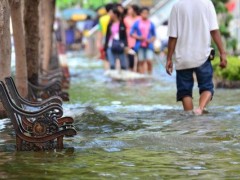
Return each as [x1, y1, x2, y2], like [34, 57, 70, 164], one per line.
[104, 7, 128, 70]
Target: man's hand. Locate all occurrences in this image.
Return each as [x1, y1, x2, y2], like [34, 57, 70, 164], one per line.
[166, 59, 173, 75]
[219, 54, 227, 69]
[166, 37, 177, 75]
[210, 30, 228, 69]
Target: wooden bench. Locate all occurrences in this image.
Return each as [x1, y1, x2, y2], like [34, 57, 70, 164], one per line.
[0, 81, 76, 151]
[39, 68, 70, 90]
[28, 80, 69, 102]
[34, 68, 70, 101]
[5, 77, 74, 129]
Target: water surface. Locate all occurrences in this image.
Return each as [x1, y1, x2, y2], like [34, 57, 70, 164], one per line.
[1, 54, 240, 179]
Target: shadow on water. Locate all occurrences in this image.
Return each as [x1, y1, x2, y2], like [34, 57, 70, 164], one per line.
[1, 53, 240, 179]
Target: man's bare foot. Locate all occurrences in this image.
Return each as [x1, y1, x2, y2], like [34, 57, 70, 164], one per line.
[193, 108, 203, 116]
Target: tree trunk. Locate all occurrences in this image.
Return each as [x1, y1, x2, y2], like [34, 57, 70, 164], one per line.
[0, 0, 11, 118]
[10, 0, 28, 97]
[39, 0, 56, 72]
[24, 0, 39, 85]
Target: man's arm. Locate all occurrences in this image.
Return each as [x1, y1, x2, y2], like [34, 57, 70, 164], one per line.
[166, 37, 177, 75]
[210, 30, 227, 68]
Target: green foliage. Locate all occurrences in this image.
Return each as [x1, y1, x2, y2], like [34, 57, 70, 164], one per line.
[212, 56, 240, 81]
[212, 0, 229, 8]
[214, 1, 228, 13]
[211, 0, 236, 54]
[56, 0, 80, 10]
[56, 0, 118, 10]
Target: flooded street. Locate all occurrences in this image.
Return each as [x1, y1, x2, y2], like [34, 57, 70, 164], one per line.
[1, 54, 240, 179]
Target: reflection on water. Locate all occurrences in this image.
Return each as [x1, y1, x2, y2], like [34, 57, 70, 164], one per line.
[1, 54, 240, 179]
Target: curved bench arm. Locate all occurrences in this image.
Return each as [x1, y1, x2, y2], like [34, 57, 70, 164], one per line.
[40, 68, 62, 75]
[13, 100, 63, 118]
[28, 80, 62, 91]
[5, 77, 63, 107]
[39, 73, 63, 81]
[21, 95, 62, 107]
[12, 102, 63, 119]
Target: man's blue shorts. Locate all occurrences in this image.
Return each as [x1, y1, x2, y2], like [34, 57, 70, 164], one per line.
[176, 59, 214, 101]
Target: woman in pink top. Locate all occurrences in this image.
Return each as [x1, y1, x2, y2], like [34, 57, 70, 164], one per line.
[124, 5, 140, 71]
[130, 7, 156, 74]
[104, 7, 128, 70]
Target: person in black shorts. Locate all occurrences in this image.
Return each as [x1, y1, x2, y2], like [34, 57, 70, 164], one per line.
[166, 0, 227, 115]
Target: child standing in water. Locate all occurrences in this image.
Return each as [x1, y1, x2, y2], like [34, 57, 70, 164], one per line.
[130, 7, 156, 74]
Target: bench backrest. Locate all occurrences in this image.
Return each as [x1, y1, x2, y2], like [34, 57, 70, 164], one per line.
[0, 81, 26, 134]
[5, 77, 23, 107]
[5, 77, 63, 119]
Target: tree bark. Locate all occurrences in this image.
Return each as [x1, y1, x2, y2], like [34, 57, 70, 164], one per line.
[10, 0, 28, 97]
[24, 0, 39, 85]
[39, 0, 56, 72]
[0, 0, 11, 117]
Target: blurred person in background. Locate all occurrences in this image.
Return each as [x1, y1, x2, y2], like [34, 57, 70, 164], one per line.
[130, 7, 156, 74]
[104, 7, 128, 70]
[65, 20, 76, 50]
[84, 15, 95, 32]
[124, 5, 140, 71]
[113, 3, 127, 70]
[97, 3, 114, 70]
[83, 15, 94, 46]
[115, 3, 126, 18]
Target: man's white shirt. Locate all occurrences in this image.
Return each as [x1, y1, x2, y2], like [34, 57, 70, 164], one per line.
[168, 0, 219, 70]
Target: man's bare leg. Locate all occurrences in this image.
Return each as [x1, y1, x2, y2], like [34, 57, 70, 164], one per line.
[194, 91, 212, 115]
[147, 60, 153, 74]
[199, 91, 212, 109]
[182, 96, 194, 111]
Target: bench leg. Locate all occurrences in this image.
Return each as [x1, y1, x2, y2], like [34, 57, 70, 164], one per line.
[16, 136, 22, 151]
[57, 136, 63, 149]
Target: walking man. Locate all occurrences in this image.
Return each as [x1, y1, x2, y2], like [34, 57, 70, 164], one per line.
[166, 0, 227, 115]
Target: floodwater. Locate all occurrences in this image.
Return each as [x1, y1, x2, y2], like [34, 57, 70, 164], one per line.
[1, 53, 240, 179]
